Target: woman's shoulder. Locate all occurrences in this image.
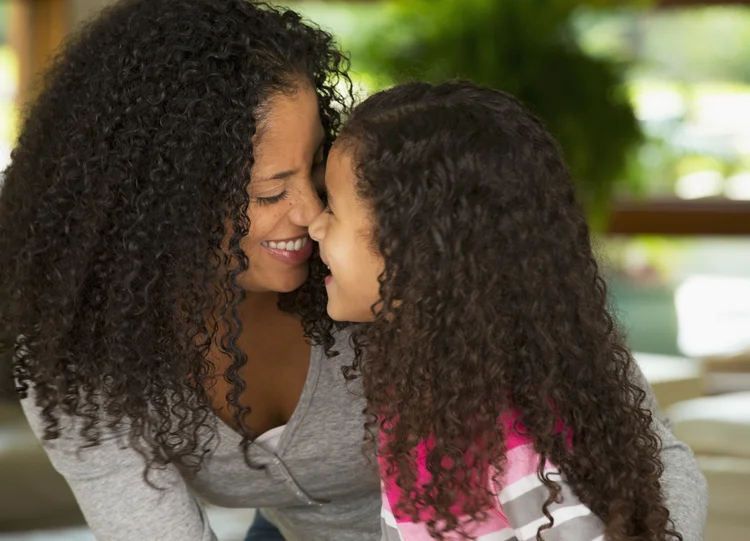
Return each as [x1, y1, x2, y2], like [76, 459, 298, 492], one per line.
[313, 327, 356, 363]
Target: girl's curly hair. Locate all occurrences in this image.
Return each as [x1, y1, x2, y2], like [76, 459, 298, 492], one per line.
[0, 0, 349, 475]
[336, 81, 681, 541]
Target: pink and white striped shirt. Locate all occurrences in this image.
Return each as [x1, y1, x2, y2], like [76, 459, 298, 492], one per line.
[378, 416, 605, 541]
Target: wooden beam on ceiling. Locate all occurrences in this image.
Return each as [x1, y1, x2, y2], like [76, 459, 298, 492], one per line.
[607, 199, 750, 236]
[658, 0, 750, 5]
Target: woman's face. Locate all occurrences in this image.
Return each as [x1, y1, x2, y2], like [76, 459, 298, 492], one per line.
[308, 145, 384, 322]
[239, 83, 326, 293]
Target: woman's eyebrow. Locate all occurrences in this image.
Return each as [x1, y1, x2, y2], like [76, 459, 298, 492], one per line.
[261, 169, 297, 182]
[256, 134, 327, 183]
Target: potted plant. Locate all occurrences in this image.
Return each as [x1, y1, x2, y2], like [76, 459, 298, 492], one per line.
[353, 0, 648, 228]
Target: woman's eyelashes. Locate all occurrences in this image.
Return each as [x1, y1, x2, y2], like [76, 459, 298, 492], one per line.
[255, 191, 288, 206]
[254, 154, 326, 206]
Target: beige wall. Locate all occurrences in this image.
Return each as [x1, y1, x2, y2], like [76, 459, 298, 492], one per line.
[69, 0, 117, 30]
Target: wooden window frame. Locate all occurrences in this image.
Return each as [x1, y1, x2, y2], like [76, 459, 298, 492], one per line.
[10, 0, 70, 106]
[607, 200, 750, 235]
[610, 0, 750, 235]
[9, 0, 750, 235]
[659, 0, 750, 6]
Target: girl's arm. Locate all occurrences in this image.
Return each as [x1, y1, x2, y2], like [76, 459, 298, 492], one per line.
[491, 441, 605, 541]
[495, 362, 708, 541]
[378, 451, 605, 541]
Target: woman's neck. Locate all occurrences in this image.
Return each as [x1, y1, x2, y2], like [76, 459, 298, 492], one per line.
[238, 290, 304, 343]
[240, 290, 282, 322]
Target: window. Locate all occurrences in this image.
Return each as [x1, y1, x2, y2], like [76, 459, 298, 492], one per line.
[0, 1, 19, 172]
[286, 1, 750, 358]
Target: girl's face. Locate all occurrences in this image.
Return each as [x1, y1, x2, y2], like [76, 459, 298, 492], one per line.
[308, 146, 384, 322]
[239, 83, 326, 293]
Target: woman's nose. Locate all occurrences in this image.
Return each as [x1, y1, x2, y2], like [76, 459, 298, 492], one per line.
[289, 183, 324, 227]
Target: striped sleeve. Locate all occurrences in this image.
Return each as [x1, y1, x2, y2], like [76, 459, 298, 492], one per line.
[491, 441, 605, 541]
[380, 478, 518, 541]
[380, 485, 406, 541]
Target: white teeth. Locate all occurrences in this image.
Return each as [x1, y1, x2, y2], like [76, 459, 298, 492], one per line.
[264, 237, 310, 251]
[261, 241, 268, 247]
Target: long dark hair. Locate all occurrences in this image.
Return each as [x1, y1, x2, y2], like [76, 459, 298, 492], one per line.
[0, 0, 349, 475]
[336, 80, 680, 541]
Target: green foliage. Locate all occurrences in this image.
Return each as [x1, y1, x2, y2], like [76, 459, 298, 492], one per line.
[641, 8, 750, 85]
[0, 3, 9, 44]
[354, 0, 647, 228]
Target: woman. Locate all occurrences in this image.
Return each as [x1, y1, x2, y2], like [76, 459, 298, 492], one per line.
[0, 1, 706, 540]
[2, 1, 373, 540]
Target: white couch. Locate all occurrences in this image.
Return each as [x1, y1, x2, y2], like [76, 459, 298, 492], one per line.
[667, 392, 750, 541]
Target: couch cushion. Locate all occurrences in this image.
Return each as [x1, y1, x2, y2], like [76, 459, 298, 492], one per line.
[696, 456, 750, 515]
[667, 392, 750, 457]
[0, 400, 24, 426]
[634, 353, 704, 409]
[0, 400, 84, 531]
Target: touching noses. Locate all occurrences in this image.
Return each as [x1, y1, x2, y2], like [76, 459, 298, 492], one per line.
[308, 209, 326, 242]
[288, 182, 324, 228]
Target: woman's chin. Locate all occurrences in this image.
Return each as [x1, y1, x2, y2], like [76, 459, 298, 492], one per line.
[240, 265, 309, 294]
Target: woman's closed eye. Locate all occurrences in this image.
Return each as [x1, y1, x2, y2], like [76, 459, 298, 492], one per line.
[255, 191, 288, 206]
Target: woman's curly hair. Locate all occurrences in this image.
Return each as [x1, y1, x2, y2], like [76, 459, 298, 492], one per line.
[0, 0, 349, 474]
[336, 80, 681, 541]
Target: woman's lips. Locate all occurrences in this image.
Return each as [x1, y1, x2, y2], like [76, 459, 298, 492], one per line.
[261, 236, 312, 265]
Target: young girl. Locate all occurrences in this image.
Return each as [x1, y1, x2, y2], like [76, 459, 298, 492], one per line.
[309, 80, 684, 541]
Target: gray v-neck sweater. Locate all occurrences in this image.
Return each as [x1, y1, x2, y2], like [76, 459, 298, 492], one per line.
[22, 332, 382, 541]
[21, 330, 707, 541]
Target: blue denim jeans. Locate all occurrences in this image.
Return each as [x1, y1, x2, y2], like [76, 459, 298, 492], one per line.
[245, 511, 286, 541]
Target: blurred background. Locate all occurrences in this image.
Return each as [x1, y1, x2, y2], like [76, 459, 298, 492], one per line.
[1, 0, 749, 539]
